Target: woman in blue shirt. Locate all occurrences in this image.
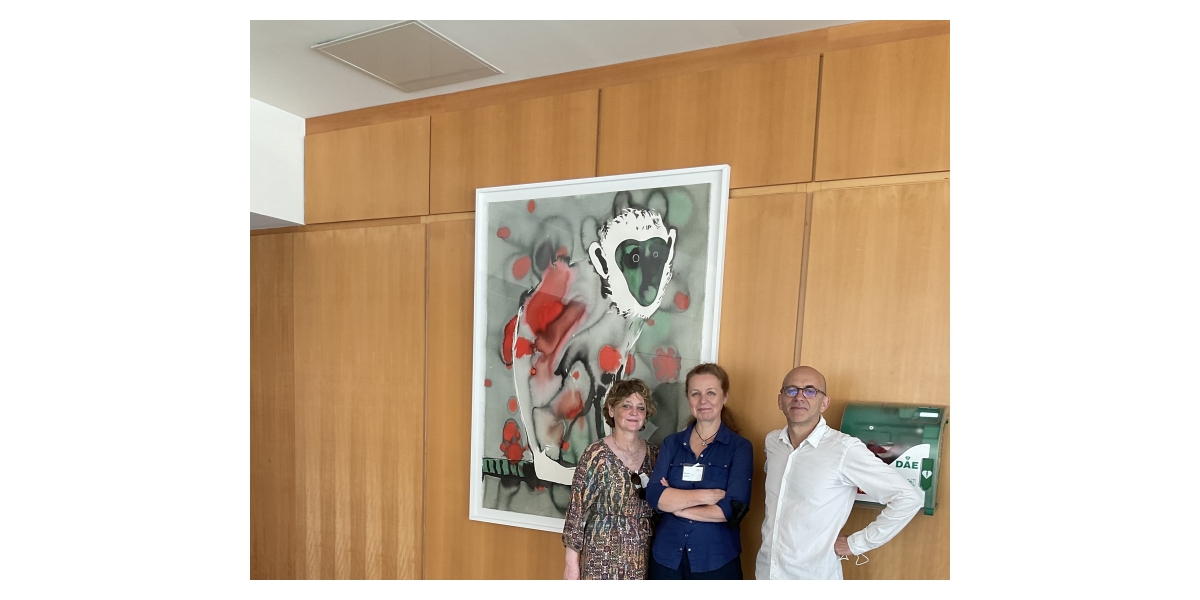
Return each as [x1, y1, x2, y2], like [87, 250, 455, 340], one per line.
[645, 363, 754, 579]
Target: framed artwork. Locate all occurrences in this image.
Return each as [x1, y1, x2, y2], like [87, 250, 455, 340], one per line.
[468, 165, 731, 532]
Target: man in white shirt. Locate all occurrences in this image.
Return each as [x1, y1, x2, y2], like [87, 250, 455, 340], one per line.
[755, 366, 923, 580]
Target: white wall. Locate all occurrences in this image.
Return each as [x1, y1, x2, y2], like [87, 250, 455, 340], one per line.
[250, 98, 304, 226]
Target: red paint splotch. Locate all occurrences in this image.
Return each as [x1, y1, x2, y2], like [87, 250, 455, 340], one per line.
[497, 227, 511, 239]
[507, 397, 518, 413]
[598, 345, 623, 373]
[674, 292, 690, 312]
[514, 337, 534, 359]
[524, 281, 567, 334]
[647, 319, 655, 326]
[524, 262, 587, 372]
[652, 347, 682, 383]
[527, 200, 537, 213]
[553, 388, 585, 421]
[561, 441, 570, 451]
[484, 379, 492, 387]
[500, 317, 518, 367]
[512, 256, 532, 279]
[499, 319, 535, 366]
[498, 256, 589, 386]
[499, 420, 525, 462]
[626, 354, 636, 375]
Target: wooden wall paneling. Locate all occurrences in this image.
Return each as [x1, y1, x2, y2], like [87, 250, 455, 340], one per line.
[712, 192, 807, 578]
[305, 117, 431, 224]
[815, 35, 950, 181]
[422, 218, 565, 579]
[293, 225, 427, 579]
[598, 55, 821, 189]
[798, 181, 950, 579]
[250, 233, 296, 579]
[825, 20, 949, 52]
[305, 21, 948, 135]
[429, 90, 599, 214]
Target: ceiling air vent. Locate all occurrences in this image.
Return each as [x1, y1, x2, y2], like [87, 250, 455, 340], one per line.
[312, 21, 502, 93]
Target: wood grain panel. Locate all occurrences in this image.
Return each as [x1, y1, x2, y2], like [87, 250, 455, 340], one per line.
[250, 233, 296, 579]
[598, 56, 820, 189]
[712, 193, 807, 578]
[825, 20, 949, 51]
[815, 35, 950, 181]
[305, 117, 430, 224]
[306, 21, 946, 135]
[422, 218, 565, 579]
[799, 181, 950, 579]
[293, 225, 426, 579]
[429, 90, 599, 214]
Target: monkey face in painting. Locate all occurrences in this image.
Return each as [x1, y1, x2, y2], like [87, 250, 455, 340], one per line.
[588, 208, 677, 319]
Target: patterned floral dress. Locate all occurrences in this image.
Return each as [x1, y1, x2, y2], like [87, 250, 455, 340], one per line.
[562, 439, 660, 580]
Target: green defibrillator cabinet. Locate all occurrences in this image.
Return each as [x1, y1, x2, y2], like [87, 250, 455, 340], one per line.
[840, 402, 947, 516]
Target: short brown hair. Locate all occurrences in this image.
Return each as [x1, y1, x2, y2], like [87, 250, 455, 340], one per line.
[603, 378, 657, 428]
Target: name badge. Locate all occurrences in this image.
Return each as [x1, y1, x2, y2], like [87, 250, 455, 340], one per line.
[682, 464, 704, 482]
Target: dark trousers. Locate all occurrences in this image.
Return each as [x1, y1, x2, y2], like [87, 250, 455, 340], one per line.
[648, 551, 743, 580]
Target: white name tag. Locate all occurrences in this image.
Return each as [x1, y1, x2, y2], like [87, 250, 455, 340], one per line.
[682, 464, 704, 482]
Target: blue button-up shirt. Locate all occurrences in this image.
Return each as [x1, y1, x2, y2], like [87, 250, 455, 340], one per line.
[645, 421, 754, 572]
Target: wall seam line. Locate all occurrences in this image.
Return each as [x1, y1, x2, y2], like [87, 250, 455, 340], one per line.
[793, 192, 814, 367]
[421, 224, 430, 580]
[809, 53, 825, 183]
[594, 88, 603, 177]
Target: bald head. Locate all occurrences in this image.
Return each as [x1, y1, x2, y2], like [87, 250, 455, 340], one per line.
[782, 366, 826, 393]
[778, 366, 830, 428]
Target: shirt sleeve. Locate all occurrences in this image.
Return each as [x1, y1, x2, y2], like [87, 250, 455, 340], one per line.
[561, 445, 598, 552]
[840, 439, 924, 555]
[715, 437, 754, 521]
[645, 438, 672, 513]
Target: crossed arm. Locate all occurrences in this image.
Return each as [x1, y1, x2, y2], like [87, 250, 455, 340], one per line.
[646, 437, 754, 524]
[656, 478, 727, 522]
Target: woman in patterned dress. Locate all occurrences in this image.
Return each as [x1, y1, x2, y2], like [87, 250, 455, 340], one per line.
[562, 379, 660, 580]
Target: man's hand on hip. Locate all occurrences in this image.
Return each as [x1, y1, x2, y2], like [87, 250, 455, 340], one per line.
[834, 536, 853, 557]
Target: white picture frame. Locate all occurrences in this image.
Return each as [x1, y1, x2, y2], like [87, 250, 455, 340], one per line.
[468, 165, 731, 532]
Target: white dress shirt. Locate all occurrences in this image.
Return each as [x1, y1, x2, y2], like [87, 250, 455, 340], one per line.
[755, 417, 923, 580]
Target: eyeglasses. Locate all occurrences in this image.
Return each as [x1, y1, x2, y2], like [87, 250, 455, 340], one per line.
[781, 385, 826, 399]
[630, 472, 647, 500]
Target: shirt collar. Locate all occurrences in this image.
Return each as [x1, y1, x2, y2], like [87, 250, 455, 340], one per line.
[805, 417, 829, 447]
[776, 417, 829, 449]
[684, 420, 732, 446]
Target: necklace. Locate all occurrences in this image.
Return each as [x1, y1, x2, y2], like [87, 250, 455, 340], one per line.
[610, 437, 645, 468]
[695, 425, 718, 447]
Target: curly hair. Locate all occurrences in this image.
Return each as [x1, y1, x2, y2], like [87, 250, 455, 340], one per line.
[603, 378, 657, 428]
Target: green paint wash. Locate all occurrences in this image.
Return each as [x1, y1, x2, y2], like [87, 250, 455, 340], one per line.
[635, 311, 674, 351]
[666, 189, 694, 227]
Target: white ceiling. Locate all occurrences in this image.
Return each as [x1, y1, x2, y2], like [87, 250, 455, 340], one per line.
[251, 20, 859, 119]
